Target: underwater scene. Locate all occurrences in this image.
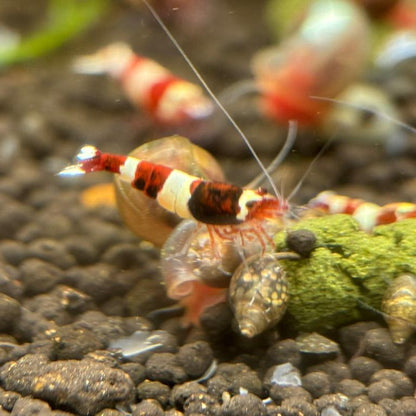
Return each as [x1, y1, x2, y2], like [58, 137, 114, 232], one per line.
[0, 0, 415, 414]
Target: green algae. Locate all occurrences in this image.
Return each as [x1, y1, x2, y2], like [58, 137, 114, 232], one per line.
[0, 0, 108, 68]
[273, 214, 416, 332]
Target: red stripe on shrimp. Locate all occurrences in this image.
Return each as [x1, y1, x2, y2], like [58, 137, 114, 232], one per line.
[145, 76, 180, 116]
[59, 146, 286, 228]
[131, 160, 173, 199]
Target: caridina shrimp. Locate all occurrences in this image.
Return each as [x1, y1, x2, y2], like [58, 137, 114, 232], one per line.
[60, 0, 416, 340]
[72, 42, 214, 133]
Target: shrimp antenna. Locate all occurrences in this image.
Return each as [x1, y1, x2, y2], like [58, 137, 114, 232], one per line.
[310, 95, 416, 135]
[140, 0, 281, 199]
[287, 132, 335, 202]
[247, 120, 298, 189]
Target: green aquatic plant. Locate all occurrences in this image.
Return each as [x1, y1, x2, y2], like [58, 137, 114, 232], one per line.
[0, 0, 109, 67]
[273, 214, 416, 332]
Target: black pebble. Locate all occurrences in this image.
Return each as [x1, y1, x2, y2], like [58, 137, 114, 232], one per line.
[302, 371, 331, 399]
[221, 393, 267, 416]
[0, 293, 20, 332]
[286, 229, 316, 257]
[349, 356, 383, 384]
[176, 341, 213, 379]
[132, 400, 164, 416]
[136, 380, 171, 408]
[20, 258, 62, 296]
[120, 362, 146, 386]
[146, 352, 188, 385]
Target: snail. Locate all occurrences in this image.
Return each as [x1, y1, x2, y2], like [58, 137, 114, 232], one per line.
[114, 135, 225, 247]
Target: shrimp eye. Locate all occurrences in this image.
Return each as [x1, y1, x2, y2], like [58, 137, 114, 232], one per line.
[257, 187, 268, 195]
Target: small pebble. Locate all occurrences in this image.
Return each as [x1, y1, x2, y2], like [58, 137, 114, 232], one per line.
[278, 398, 319, 416]
[183, 392, 220, 416]
[20, 258, 62, 295]
[206, 375, 231, 401]
[302, 371, 332, 399]
[395, 397, 416, 415]
[13, 307, 57, 342]
[136, 380, 171, 407]
[270, 385, 312, 404]
[0, 263, 22, 299]
[353, 403, 387, 415]
[404, 354, 416, 381]
[63, 235, 99, 265]
[370, 369, 414, 397]
[95, 410, 125, 416]
[120, 362, 146, 385]
[216, 362, 262, 396]
[0, 293, 20, 332]
[349, 395, 371, 411]
[64, 264, 121, 303]
[297, 332, 340, 363]
[27, 238, 76, 269]
[307, 361, 351, 387]
[368, 379, 397, 402]
[146, 352, 188, 385]
[126, 277, 173, 316]
[50, 326, 105, 360]
[264, 338, 301, 367]
[11, 396, 51, 415]
[361, 328, 406, 367]
[377, 398, 396, 415]
[199, 302, 233, 336]
[101, 242, 146, 269]
[132, 400, 164, 416]
[165, 411, 184, 416]
[176, 341, 213, 379]
[264, 362, 302, 390]
[338, 322, 381, 357]
[0, 240, 28, 266]
[221, 393, 267, 416]
[171, 381, 207, 409]
[286, 229, 316, 257]
[349, 356, 383, 384]
[314, 393, 352, 414]
[73, 311, 126, 345]
[24, 293, 72, 325]
[336, 379, 366, 398]
[54, 285, 92, 314]
[0, 387, 20, 411]
[0, 196, 32, 239]
[165, 409, 183, 416]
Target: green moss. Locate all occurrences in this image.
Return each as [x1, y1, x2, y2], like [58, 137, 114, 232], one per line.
[273, 215, 416, 332]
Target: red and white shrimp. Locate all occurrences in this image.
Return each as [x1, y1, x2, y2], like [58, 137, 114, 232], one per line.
[251, 0, 370, 126]
[308, 190, 416, 231]
[59, 143, 291, 326]
[72, 42, 214, 128]
[59, 144, 289, 243]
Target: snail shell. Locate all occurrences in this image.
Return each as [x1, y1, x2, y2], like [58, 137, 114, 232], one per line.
[229, 253, 290, 338]
[161, 219, 285, 303]
[114, 135, 225, 247]
[382, 274, 416, 344]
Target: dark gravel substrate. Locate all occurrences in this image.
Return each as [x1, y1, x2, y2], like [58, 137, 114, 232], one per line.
[0, 0, 416, 415]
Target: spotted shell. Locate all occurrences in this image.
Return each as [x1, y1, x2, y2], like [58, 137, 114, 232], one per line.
[229, 253, 290, 338]
[114, 135, 225, 247]
[382, 274, 416, 344]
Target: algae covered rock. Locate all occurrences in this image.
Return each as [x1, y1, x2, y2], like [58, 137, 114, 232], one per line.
[273, 214, 416, 332]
